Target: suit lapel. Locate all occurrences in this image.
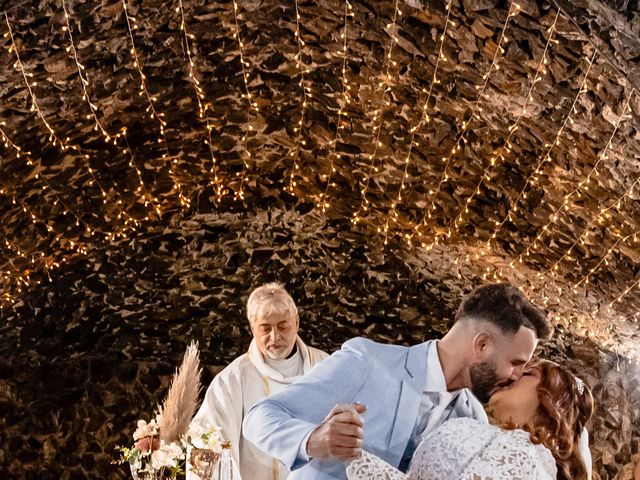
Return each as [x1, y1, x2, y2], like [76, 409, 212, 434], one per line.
[387, 341, 431, 461]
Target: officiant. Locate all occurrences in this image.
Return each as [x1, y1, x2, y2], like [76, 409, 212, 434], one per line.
[190, 282, 328, 480]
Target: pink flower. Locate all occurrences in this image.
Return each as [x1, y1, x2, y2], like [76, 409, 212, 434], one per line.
[133, 419, 159, 441]
[134, 436, 160, 453]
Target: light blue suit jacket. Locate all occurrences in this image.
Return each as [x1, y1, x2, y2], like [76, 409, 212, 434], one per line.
[243, 337, 485, 479]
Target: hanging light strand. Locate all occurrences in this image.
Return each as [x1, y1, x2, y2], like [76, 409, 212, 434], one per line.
[62, 0, 118, 144]
[231, 0, 259, 201]
[0, 229, 44, 299]
[545, 174, 640, 280]
[318, 0, 353, 212]
[1, 187, 53, 233]
[0, 256, 31, 296]
[0, 241, 74, 294]
[424, 10, 560, 249]
[417, 1, 520, 237]
[352, 0, 403, 224]
[4, 13, 134, 238]
[620, 310, 640, 323]
[382, 0, 455, 244]
[573, 230, 640, 293]
[285, 0, 313, 195]
[510, 88, 635, 267]
[62, 0, 159, 218]
[606, 276, 640, 309]
[0, 231, 30, 263]
[0, 289, 14, 309]
[567, 228, 640, 289]
[122, 0, 188, 208]
[0, 121, 97, 238]
[0, 186, 88, 282]
[0, 171, 90, 281]
[176, 0, 225, 203]
[481, 51, 596, 253]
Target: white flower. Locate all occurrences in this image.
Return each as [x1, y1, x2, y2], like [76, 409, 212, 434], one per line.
[133, 419, 159, 441]
[186, 423, 224, 452]
[150, 441, 184, 469]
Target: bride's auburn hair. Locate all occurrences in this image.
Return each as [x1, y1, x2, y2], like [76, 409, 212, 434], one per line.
[505, 359, 595, 480]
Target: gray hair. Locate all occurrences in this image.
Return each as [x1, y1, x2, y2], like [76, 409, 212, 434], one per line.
[246, 282, 299, 325]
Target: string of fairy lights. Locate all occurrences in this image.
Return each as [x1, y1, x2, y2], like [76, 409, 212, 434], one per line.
[0, 181, 89, 262]
[0, 0, 638, 350]
[176, 0, 225, 203]
[508, 88, 635, 268]
[569, 228, 640, 291]
[598, 274, 640, 318]
[381, 0, 454, 244]
[5, 12, 146, 243]
[0, 234, 31, 306]
[285, 0, 313, 195]
[0, 191, 84, 288]
[1, 11, 106, 307]
[230, 0, 259, 201]
[420, 10, 561, 251]
[0, 157, 87, 306]
[1, 2, 167, 305]
[412, 0, 522, 244]
[458, 49, 598, 280]
[0, 183, 76, 303]
[491, 89, 638, 337]
[476, 90, 640, 294]
[5, 12, 138, 239]
[545, 176, 640, 282]
[0, 122, 92, 240]
[62, 0, 160, 218]
[122, 0, 191, 209]
[478, 51, 597, 261]
[352, 0, 403, 224]
[318, 0, 353, 212]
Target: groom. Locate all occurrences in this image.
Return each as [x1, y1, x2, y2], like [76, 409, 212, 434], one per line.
[243, 283, 551, 479]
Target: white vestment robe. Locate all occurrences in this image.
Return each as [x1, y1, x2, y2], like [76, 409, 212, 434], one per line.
[191, 336, 328, 480]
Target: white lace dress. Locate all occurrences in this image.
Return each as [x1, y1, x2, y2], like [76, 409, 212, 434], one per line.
[346, 417, 557, 480]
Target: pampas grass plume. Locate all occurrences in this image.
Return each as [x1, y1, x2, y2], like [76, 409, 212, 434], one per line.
[158, 341, 202, 443]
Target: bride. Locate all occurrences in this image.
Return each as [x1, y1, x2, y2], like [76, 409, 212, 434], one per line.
[347, 359, 593, 480]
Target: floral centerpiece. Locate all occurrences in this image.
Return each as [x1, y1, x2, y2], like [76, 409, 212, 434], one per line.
[117, 415, 185, 479]
[115, 342, 223, 479]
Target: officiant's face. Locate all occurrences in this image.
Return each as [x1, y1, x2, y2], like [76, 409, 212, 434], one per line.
[470, 325, 538, 403]
[251, 310, 299, 360]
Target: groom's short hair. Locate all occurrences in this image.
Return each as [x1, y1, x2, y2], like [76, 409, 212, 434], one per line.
[454, 283, 551, 339]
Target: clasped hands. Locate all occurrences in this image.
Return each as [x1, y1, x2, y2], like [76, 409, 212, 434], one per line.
[306, 402, 367, 462]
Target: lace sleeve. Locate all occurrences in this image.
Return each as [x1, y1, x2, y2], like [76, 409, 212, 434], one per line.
[346, 451, 408, 480]
[410, 419, 556, 480]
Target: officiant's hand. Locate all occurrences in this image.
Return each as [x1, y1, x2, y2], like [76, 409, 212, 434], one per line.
[306, 402, 367, 462]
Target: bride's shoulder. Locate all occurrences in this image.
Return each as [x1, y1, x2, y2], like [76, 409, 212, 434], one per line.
[419, 417, 501, 449]
[435, 416, 496, 433]
[491, 426, 540, 450]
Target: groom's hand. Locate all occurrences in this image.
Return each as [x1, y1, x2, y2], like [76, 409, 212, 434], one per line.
[306, 402, 367, 462]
